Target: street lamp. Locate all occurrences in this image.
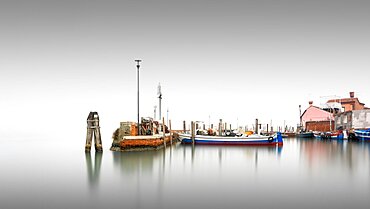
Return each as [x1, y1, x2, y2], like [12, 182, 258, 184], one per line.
[135, 59, 141, 135]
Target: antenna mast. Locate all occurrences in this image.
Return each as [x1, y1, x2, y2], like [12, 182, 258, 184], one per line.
[158, 83, 162, 120]
[299, 105, 302, 131]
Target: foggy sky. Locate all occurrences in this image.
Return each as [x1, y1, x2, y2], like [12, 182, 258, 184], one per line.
[1, 0, 370, 141]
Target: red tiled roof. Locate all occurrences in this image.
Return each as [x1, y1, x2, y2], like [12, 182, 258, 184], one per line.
[327, 98, 365, 105]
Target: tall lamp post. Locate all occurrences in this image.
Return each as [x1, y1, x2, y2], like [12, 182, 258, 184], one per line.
[135, 59, 142, 135]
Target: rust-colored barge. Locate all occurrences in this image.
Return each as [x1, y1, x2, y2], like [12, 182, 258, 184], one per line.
[110, 119, 178, 152]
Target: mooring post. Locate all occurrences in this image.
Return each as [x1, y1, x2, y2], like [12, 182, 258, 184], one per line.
[150, 118, 153, 135]
[219, 119, 222, 136]
[191, 121, 195, 145]
[85, 124, 93, 152]
[225, 122, 227, 135]
[183, 120, 186, 133]
[169, 119, 172, 145]
[93, 116, 102, 152]
[162, 117, 166, 148]
[255, 118, 259, 135]
[85, 112, 103, 152]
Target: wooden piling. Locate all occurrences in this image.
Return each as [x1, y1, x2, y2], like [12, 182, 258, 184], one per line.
[85, 112, 102, 152]
[150, 119, 153, 135]
[183, 120, 186, 133]
[219, 119, 222, 136]
[191, 121, 195, 145]
[169, 119, 172, 145]
[162, 117, 166, 148]
[93, 118, 102, 151]
[85, 127, 93, 152]
[255, 119, 258, 134]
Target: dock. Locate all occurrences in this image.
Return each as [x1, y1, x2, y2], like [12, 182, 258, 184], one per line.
[110, 133, 178, 151]
[110, 117, 179, 152]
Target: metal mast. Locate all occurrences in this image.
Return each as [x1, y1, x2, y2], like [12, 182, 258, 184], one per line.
[158, 83, 162, 120]
[299, 105, 302, 131]
[135, 60, 141, 135]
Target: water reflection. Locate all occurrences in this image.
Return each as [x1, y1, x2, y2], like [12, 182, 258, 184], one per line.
[111, 146, 177, 209]
[85, 152, 102, 189]
[111, 144, 283, 177]
[299, 138, 370, 176]
[3, 137, 370, 209]
[180, 144, 282, 172]
[97, 140, 369, 209]
[112, 149, 165, 176]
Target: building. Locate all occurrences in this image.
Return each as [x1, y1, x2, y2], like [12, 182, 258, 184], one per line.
[335, 110, 370, 130]
[301, 101, 334, 132]
[328, 92, 367, 112]
[333, 92, 370, 130]
[301, 92, 369, 132]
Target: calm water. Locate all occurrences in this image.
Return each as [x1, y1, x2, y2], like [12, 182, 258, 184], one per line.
[1, 137, 370, 209]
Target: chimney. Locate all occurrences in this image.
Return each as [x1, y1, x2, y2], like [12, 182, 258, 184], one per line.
[309, 101, 313, 106]
[350, 92, 354, 98]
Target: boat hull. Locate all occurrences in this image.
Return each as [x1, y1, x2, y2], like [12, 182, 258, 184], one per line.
[297, 132, 314, 138]
[354, 129, 370, 140]
[316, 132, 344, 140]
[179, 132, 283, 146]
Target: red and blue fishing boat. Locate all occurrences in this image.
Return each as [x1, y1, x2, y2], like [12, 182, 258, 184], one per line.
[179, 132, 283, 146]
[318, 130, 344, 140]
[354, 129, 370, 140]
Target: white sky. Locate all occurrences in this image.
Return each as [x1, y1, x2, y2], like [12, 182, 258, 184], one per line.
[1, 0, 370, 141]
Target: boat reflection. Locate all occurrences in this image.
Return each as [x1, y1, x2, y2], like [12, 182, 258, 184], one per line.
[112, 146, 170, 176]
[299, 138, 370, 175]
[112, 143, 282, 177]
[180, 144, 282, 172]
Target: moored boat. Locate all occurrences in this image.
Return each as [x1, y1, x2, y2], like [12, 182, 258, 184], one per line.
[354, 129, 370, 140]
[297, 132, 314, 138]
[313, 131, 322, 139]
[179, 132, 283, 146]
[312, 131, 345, 140]
[319, 131, 344, 140]
[283, 132, 296, 138]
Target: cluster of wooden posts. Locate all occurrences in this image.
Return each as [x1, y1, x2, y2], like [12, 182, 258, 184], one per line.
[85, 112, 103, 152]
[183, 119, 233, 145]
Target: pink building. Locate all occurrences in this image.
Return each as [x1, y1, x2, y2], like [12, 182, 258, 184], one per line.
[301, 101, 334, 132]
